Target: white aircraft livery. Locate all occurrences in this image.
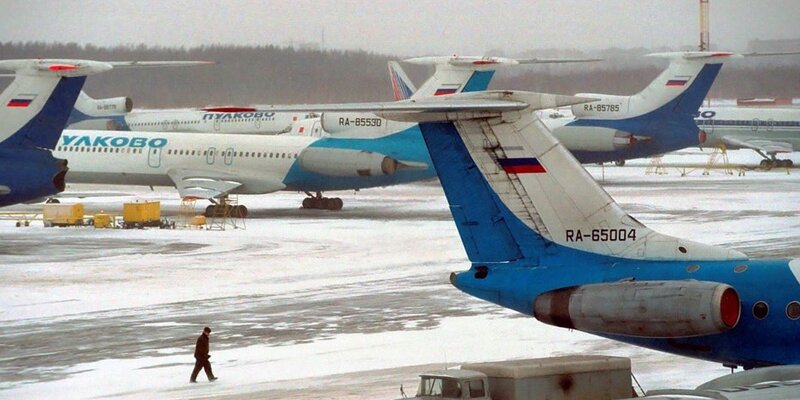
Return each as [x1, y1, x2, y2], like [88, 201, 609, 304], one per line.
[695, 106, 800, 167]
[67, 91, 313, 135]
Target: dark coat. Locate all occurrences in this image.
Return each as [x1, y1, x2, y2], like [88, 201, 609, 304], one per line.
[194, 333, 209, 360]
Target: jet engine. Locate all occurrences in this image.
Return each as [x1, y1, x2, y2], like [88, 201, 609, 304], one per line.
[570, 94, 629, 118]
[533, 280, 740, 338]
[0, 148, 68, 207]
[552, 126, 639, 152]
[299, 148, 399, 177]
[77, 92, 133, 116]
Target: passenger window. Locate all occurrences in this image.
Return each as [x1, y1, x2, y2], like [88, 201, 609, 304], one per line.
[753, 301, 769, 320]
[786, 301, 800, 320]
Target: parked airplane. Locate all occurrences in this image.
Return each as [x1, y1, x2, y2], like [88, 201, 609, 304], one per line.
[354, 89, 800, 369]
[53, 56, 556, 213]
[0, 59, 113, 207]
[394, 52, 800, 167]
[67, 55, 597, 136]
[67, 91, 314, 135]
[696, 106, 800, 167]
[322, 52, 726, 167]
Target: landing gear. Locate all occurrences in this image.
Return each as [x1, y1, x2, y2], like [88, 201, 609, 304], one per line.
[759, 158, 794, 169]
[615, 159, 626, 167]
[45, 198, 60, 204]
[302, 192, 343, 210]
[203, 201, 248, 218]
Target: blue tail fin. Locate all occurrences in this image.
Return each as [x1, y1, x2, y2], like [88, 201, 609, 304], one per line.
[1, 76, 86, 149]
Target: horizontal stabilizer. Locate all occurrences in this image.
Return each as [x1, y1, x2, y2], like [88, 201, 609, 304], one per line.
[106, 61, 215, 68]
[254, 91, 595, 120]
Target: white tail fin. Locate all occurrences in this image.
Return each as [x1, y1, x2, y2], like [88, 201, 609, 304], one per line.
[413, 91, 746, 262]
[404, 55, 601, 101]
[571, 52, 736, 119]
[405, 56, 516, 100]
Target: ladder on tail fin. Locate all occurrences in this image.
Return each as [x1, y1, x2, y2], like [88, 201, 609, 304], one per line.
[455, 119, 551, 240]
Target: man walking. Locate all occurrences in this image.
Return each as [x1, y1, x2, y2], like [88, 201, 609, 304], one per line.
[190, 326, 218, 383]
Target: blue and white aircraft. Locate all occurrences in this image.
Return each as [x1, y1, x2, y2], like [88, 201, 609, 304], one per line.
[0, 59, 112, 207]
[360, 89, 800, 369]
[52, 56, 533, 213]
[383, 52, 731, 166]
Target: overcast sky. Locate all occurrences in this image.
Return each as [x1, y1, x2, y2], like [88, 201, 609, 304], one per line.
[2, 0, 798, 55]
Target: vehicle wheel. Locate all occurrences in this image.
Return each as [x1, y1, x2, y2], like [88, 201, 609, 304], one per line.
[302, 198, 313, 209]
[787, 160, 794, 168]
[319, 198, 331, 210]
[205, 205, 215, 217]
[46, 198, 60, 204]
[332, 198, 343, 211]
[15, 222, 21, 227]
[615, 159, 626, 167]
[24, 221, 30, 227]
[760, 159, 769, 167]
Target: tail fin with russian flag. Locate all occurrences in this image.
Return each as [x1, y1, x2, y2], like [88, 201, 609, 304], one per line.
[411, 91, 746, 263]
[0, 59, 113, 149]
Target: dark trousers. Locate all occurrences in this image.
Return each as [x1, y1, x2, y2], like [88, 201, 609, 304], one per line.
[190, 358, 214, 381]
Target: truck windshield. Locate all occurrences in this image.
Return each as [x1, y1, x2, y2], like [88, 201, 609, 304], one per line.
[417, 377, 462, 398]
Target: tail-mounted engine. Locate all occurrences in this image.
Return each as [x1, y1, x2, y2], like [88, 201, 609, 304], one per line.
[533, 280, 740, 338]
[299, 147, 399, 177]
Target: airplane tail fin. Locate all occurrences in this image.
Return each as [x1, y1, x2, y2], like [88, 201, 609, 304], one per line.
[409, 91, 746, 264]
[404, 55, 601, 101]
[67, 91, 133, 128]
[0, 59, 113, 149]
[572, 52, 735, 120]
[388, 61, 417, 101]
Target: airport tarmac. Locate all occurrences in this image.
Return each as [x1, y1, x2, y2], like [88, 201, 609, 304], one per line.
[2, 153, 800, 399]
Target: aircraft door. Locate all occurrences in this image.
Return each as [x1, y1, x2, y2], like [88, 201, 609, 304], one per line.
[752, 118, 760, 132]
[767, 118, 775, 132]
[161, 120, 170, 131]
[224, 147, 234, 165]
[254, 117, 261, 130]
[148, 147, 162, 168]
[214, 119, 221, 131]
[171, 119, 179, 131]
[206, 147, 216, 165]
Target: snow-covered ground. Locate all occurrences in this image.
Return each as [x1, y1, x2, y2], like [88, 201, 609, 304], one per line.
[1, 151, 799, 399]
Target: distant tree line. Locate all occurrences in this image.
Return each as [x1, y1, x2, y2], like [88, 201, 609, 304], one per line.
[1, 42, 797, 108]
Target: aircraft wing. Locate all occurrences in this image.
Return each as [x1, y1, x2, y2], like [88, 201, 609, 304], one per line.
[167, 169, 245, 199]
[254, 90, 597, 120]
[720, 136, 794, 154]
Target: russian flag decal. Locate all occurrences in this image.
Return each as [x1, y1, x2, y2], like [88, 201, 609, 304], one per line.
[498, 157, 546, 174]
[7, 94, 37, 108]
[434, 84, 461, 96]
[665, 76, 692, 87]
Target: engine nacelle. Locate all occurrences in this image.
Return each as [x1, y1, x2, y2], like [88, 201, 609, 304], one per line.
[320, 112, 390, 135]
[571, 94, 629, 119]
[299, 148, 398, 177]
[533, 281, 740, 338]
[0, 148, 68, 207]
[79, 93, 133, 116]
[552, 125, 637, 152]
